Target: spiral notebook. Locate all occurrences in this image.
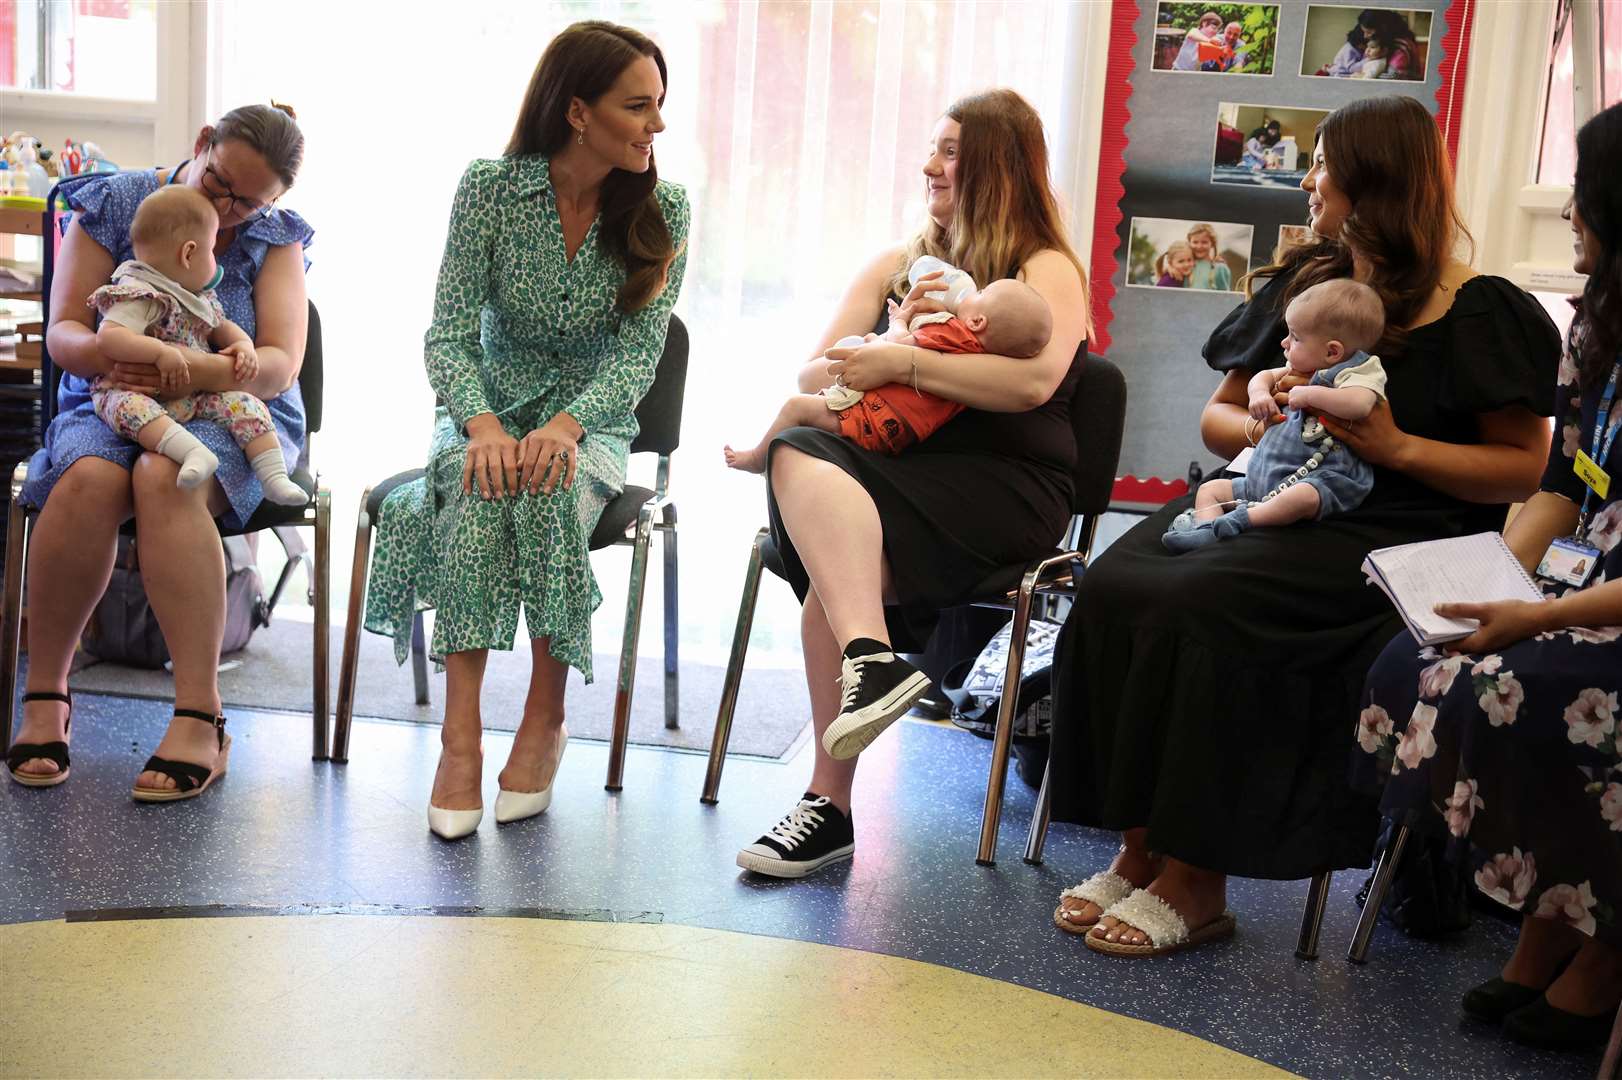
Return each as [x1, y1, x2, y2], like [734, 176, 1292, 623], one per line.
[1361, 532, 1546, 646]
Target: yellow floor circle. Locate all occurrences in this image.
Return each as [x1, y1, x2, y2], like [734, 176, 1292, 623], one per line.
[1, 915, 1289, 1078]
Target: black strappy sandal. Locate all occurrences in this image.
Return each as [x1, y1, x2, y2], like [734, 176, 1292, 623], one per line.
[131, 708, 231, 803]
[7, 691, 73, 788]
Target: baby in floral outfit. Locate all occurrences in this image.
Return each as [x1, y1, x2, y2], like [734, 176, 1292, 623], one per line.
[89, 185, 305, 505]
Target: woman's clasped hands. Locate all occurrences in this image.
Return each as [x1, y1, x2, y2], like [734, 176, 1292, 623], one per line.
[462, 412, 581, 500]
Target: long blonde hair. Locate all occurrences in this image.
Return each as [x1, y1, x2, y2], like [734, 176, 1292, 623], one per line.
[893, 89, 1091, 339]
[1155, 240, 1195, 279]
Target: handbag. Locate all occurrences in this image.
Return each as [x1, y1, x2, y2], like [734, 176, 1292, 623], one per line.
[81, 534, 268, 668]
[1357, 814, 1473, 938]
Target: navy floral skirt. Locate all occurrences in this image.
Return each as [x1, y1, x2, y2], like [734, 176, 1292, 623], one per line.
[1354, 626, 1622, 947]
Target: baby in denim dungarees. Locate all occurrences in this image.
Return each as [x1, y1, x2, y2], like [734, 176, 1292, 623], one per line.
[1165, 278, 1387, 551]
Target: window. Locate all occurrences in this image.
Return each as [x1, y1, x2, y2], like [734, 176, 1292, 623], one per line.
[1, 0, 158, 99]
[212, 0, 1088, 663]
[1536, 0, 1621, 185]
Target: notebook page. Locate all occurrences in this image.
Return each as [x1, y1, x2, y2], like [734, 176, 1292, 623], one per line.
[1369, 533, 1543, 642]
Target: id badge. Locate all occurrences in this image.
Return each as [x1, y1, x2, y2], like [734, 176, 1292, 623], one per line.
[1576, 449, 1611, 499]
[1536, 536, 1602, 588]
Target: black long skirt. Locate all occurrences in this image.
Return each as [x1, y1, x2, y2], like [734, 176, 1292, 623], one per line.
[764, 427, 1071, 651]
[1047, 495, 1496, 880]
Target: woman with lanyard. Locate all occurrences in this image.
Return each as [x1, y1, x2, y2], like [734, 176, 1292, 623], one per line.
[8, 104, 311, 801]
[1353, 101, 1622, 1051]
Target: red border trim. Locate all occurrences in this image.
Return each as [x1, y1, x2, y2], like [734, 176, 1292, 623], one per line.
[1433, 0, 1475, 164]
[1087, 0, 1140, 354]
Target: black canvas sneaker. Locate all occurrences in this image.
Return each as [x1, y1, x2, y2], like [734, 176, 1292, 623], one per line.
[735, 793, 855, 878]
[820, 638, 931, 760]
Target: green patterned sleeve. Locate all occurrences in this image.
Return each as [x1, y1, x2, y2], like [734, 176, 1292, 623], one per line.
[425, 159, 500, 430]
[565, 183, 691, 434]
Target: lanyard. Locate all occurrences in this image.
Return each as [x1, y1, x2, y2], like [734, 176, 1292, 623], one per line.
[1578, 359, 1622, 534]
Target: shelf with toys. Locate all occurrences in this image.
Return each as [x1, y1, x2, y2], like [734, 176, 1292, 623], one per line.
[0, 129, 116, 373]
[0, 128, 111, 541]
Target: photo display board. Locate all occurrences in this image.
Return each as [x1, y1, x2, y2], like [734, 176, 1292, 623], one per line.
[1090, 0, 1474, 481]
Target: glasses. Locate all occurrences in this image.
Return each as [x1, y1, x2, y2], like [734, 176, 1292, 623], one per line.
[197, 147, 278, 224]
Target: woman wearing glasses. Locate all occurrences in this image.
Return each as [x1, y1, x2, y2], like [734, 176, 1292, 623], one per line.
[9, 104, 311, 801]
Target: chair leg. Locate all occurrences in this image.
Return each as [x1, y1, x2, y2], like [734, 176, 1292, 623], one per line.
[332, 489, 374, 765]
[264, 523, 311, 618]
[661, 506, 679, 731]
[976, 574, 1037, 867]
[701, 528, 767, 804]
[1, 474, 30, 753]
[606, 503, 656, 792]
[310, 486, 331, 760]
[410, 611, 430, 705]
[1297, 871, 1333, 960]
[1022, 756, 1054, 865]
[1349, 823, 1410, 963]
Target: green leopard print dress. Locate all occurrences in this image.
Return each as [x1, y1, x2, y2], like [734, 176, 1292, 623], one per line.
[364, 156, 689, 681]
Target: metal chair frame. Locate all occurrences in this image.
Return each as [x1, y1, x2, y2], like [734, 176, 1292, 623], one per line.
[331, 316, 687, 790]
[702, 353, 1124, 868]
[2, 177, 330, 759]
[331, 455, 680, 788]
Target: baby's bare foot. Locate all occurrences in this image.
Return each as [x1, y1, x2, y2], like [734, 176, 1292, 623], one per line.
[724, 443, 767, 474]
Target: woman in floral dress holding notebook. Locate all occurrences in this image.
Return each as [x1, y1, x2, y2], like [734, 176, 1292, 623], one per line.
[1355, 102, 1622, 1052]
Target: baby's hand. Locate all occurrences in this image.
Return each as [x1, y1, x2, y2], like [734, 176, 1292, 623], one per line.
[157, 346, 191, 394]
[1286, 385, 1315, 409]
[1248, 391, 1281, 422]
[224, 340, 259, 381]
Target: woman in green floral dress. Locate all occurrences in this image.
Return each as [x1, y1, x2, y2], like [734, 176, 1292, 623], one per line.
[364, 21, 689, 840]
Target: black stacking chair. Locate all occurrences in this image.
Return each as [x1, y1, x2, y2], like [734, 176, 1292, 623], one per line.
[699, 350, 1126, 866]
[332, 315, 688, 791]
[1, 176, 331, 759]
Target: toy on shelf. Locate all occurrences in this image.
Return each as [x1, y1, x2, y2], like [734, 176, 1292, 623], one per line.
[61, 139, 83, 177]
[80, 142, 117, 173]
[14, 142, 49, 197]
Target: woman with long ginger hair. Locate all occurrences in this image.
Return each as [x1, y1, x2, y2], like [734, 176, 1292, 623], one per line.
[734, 88, 1091, 878]
[363, 21, 690, 840]
[1046, 95, 1560, 955]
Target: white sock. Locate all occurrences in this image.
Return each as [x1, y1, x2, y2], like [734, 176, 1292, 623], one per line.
[250, 447, 308, 506]
[153, 424, 219, 489]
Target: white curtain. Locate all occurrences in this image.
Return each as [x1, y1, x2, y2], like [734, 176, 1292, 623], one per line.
[212, 0, 1097, 664]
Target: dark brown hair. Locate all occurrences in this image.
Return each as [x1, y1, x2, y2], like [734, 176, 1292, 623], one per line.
[896, 88, 1090, 338]
[1247, 95, 1470, 351]
[130, 185, 218, 251]
[210, 102, 304, 189]
[1573, 102, 1622, 390]
[506, 20, 677, 315]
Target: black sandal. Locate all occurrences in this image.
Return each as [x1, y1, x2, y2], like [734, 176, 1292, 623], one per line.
[7, 691, 72, 787]
[131, 708, 231, 803]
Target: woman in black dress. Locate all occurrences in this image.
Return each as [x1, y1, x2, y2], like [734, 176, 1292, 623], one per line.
[734, 89, 1091, 879]
[1048, 95, 1560, 954]
[1353, 102, 1622, 1051]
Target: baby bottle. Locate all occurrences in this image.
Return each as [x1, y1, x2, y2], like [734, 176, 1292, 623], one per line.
[908, 255, 977, 311]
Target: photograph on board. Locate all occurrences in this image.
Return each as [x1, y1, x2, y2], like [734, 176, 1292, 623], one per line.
[1211, 102, 1331, 188]
[1151, 2, 1281, 76]
[1300, 5, 1431, 80]
[1127, 217, 1253, 292]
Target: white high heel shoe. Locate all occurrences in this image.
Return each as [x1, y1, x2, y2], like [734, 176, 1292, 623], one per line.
[428, 750, 483, 840]
[427, 802, 483, 840]
[495, 731, 568, 824]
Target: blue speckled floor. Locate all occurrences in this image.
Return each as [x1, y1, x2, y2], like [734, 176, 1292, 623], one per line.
[0, 693, 1597, 1078]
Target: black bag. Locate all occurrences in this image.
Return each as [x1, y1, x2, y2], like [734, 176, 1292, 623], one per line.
[81, 534, 268, 669]
[1357, 815, 1473, 938]
[944, 617, 1061, 788]
[905, 606, 1009, 718]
